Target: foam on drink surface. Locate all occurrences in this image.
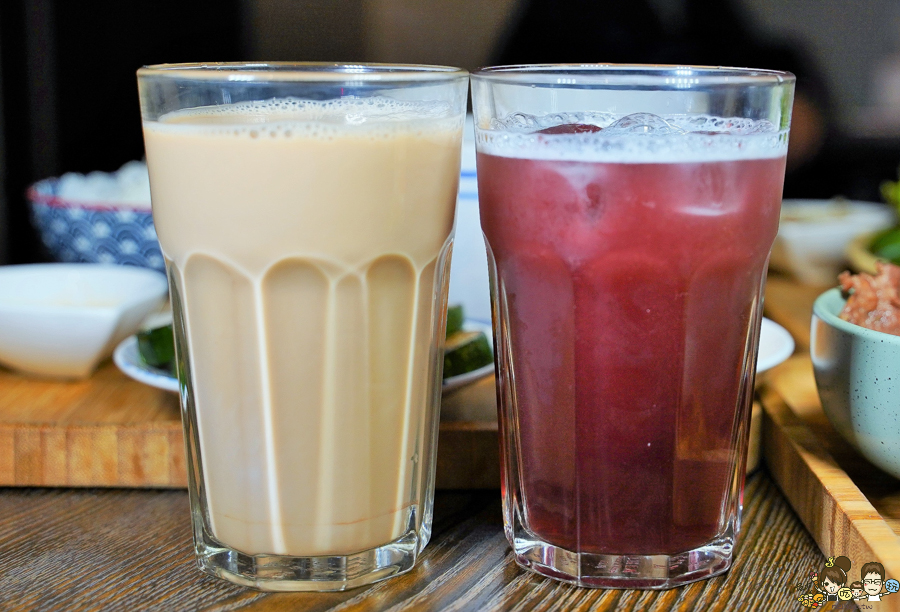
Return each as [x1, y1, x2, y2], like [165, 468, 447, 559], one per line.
[477, 111, 788, 163]
[151, 96, 461, 141]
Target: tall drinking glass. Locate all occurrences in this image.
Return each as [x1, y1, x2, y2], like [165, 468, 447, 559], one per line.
[138, 63, 467, 591]
[472, 65, 793, 588]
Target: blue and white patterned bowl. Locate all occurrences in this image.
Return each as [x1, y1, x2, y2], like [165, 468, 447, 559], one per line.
[28, 178, 164, 272]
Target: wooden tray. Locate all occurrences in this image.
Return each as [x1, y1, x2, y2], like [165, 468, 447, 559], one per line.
[0, 277, 793, 491]
[761, 275, 900, 607]
[762, 355, 900, 609]
[0, 362, 499, 489]
[0, 274, 846, 503]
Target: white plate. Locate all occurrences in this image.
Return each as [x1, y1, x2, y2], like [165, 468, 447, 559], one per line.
[757, 317, 795, 373]
[113, 335, 179, 393]
[443, 320, 495, 392]
[113, 320, 497, 394]
[112, 318, 791, 393]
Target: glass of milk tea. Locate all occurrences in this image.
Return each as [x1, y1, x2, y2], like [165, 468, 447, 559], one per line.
[471, 65, 793, 589]
[138, 63, 467, 591]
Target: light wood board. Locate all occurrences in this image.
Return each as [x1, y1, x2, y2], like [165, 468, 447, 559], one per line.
[762, 356, 900, 610]
[763, 274, 829, 352]
[0, 272, 829, 493]
[0, 361, 500, 489]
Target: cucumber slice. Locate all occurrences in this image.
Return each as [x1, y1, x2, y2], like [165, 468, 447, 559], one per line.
[136, 305, 490, 380]
[446, 304, 464, 338]
[443, 330, 493, 379]
[137, 324, 175, 372]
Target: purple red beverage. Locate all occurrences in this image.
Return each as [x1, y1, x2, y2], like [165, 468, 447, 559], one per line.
[477, 116, 786, 558]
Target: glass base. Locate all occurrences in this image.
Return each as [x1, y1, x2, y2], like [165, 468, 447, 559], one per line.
[511, 524, 734, 589]
[194, 522, 422, 592]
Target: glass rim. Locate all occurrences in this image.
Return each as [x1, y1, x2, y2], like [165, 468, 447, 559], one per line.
[137, 62, 469, 83]
[471, 63, 795, 86]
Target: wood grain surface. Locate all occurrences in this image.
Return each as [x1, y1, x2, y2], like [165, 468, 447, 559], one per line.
[767, 356, 900, 539]
[0, 471, 825, 611]
[761, 356, 900, 611]
[0, 360, 184, 487]
[761, 272, 900, 611]
[0, 362, 500, 489]
[0, 272, 809, 490]
[764, 275, 826, 352]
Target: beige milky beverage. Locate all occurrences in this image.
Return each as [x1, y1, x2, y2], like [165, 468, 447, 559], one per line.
[144, 98, 461, 557]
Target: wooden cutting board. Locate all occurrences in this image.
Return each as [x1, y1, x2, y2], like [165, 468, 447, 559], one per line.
[761, 357, 900, 611]
[761, 272, 900, 611]
[0, 363, 500, 489]
[0, 273, 822, 491]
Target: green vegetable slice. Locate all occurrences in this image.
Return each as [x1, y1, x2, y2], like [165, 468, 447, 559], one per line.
[446, 304, 464, 338]
[137, 324, 176, 373]
[870, 228, 900, 264]
[443, 331, 493, 379]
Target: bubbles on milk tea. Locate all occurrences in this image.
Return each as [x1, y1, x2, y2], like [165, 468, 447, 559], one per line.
[153, 96, 461, 141]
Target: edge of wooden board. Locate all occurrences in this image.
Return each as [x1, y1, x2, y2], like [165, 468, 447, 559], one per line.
[761, 382, 900, 610]
[0, 420, 500, 490]
[0, 421, 187, 488]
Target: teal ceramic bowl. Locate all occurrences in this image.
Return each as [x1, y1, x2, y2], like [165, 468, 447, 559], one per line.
[811, 288, 900, 478]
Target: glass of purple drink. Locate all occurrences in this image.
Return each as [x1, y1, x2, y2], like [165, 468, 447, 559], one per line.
[471, 65, 794, 589]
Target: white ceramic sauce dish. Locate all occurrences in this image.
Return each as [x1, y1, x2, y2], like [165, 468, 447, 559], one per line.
[772, 199, 895, 285]
[0, 264, 168, 379]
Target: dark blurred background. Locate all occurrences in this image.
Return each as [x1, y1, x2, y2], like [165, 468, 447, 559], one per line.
[2, 0, 900, 263]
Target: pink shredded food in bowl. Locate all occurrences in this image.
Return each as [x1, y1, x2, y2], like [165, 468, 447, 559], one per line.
[838, 262, 900, 336]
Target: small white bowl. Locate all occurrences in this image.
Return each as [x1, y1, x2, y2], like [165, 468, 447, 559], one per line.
[771, 199, 895, 285]
[0, 264, 168, 379]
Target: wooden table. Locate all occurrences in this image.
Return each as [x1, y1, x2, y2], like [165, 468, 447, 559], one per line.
[0, 472, 822, 611]
[0, 274, 832, 611]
